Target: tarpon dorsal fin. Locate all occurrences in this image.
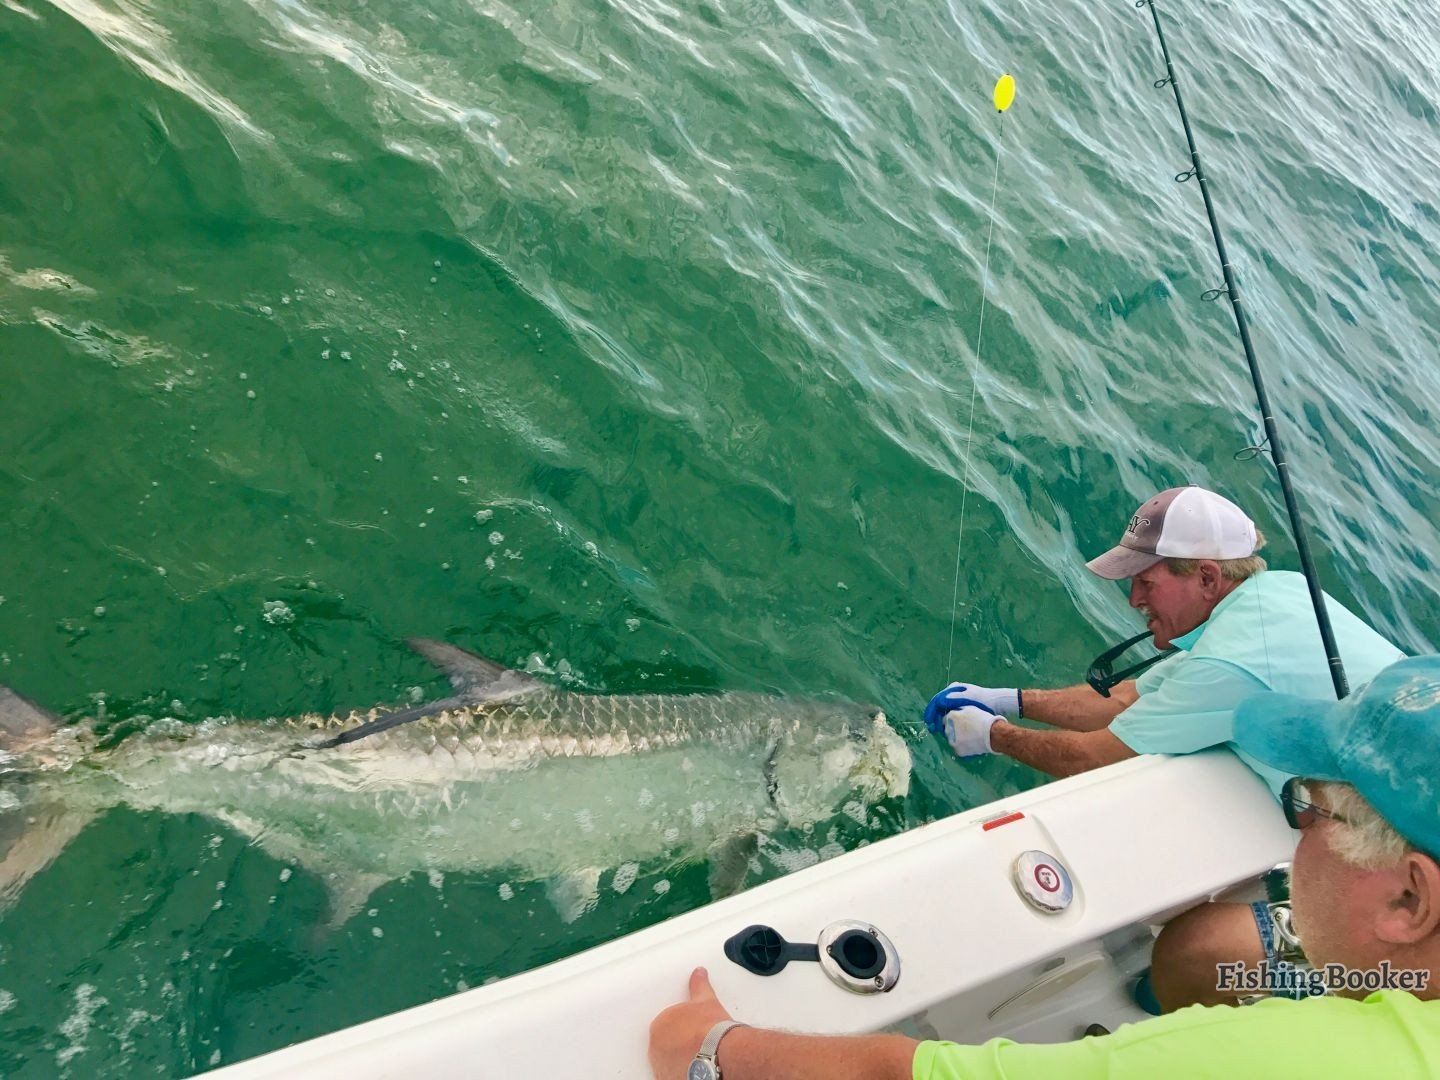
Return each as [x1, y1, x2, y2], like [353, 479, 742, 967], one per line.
[405, 639, 543, 701]
[0, 687, 61, 754]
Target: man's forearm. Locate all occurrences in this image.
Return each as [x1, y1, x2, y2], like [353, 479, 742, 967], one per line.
[718, 1027, 917, 1080]
[1020, 681, 1137, 732]
[989, 721, 1136, 778]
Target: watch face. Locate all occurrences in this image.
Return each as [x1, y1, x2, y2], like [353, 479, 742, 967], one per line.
[687, 1060, 718, 1080]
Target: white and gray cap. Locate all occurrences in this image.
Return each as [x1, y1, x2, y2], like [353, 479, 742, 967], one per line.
[1085, 486, 1258, 580]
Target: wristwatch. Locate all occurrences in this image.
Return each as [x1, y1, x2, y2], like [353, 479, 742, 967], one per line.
[687, 1019, 747, 1080]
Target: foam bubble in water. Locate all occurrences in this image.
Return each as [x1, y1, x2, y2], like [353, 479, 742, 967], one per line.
[612, 863, 638, 894]
[653, 880, 671, 895]
[0, 990, 15, 1014]
[498, 883, 514, 901]
[56, 984, 107, 1067]
[488, 531, 504, 545]
[475, 509, 493, 524]
[262, 601, 294, 625]
[279, 867, 292, 882]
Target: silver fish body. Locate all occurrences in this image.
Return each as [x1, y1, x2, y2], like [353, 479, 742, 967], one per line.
[0, 642, 912, 922]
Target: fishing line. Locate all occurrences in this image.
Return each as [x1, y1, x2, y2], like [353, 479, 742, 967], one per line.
[947, 74, 1015, 678]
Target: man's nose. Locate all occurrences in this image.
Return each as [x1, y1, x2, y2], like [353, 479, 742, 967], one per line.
[1128, 579, 1143, 607]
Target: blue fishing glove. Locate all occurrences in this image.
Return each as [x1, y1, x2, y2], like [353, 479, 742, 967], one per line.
[923, 682, 1020, 732]
[943, 704, 1001, 759]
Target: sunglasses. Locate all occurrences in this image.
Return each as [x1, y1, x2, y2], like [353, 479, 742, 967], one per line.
[1085, 631, 1176, 698]
[1280, 777, 1352, 831]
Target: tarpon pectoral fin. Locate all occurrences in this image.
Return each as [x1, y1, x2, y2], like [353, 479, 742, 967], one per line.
[546, 867, 602, 924]
[0, 686, 62, 754]
[323, 871, 391, 931]
[707, 832, 759, 900]
[405, 639, 544, 701]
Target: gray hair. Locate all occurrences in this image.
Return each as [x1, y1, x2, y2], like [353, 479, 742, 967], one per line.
[1316, 781, 1409, 869]
[1165, 529, 1268, 582]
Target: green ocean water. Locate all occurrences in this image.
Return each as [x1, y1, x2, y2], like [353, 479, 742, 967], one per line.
[1, 0, 1437, 1071]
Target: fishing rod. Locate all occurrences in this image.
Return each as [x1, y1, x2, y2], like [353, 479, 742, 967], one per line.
[1135, 0, 1349, 699]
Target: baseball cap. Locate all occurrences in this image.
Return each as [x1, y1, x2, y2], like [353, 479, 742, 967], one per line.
[1085, 486, 1259, 580]
[1232, 655, 1440, 858]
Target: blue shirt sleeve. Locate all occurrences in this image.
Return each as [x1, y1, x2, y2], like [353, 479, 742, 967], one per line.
[1110, 656, 1268, 756]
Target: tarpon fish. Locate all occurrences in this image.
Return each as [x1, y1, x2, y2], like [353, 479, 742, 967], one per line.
[0, 640, 911, 923]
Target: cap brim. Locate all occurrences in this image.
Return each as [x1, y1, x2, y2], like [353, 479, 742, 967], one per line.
[1084, 545, 1164, 580]
[1231, 690, 1346, 781]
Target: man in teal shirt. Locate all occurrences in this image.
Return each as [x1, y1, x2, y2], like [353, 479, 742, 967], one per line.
[648, 655, 1440, 1078]
[922, 485, 1403, 784]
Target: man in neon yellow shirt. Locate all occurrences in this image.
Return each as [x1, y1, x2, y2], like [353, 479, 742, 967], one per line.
[648, 655, 1440, 1078]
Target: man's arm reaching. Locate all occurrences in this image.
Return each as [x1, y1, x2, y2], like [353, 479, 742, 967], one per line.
[988, 722, 1137, 778]
[648, 968, 916, 1080]
[1020, 681, 1137, 732]
[705, 1028, 917, 1080]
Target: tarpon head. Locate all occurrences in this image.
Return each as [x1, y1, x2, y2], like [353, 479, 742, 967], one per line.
[767, 705, 911, 826]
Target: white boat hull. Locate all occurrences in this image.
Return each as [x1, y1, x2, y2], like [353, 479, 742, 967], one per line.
[211, 750, 1295, 1077]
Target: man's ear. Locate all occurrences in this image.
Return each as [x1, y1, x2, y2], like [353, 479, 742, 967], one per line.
[1197, 560, 1225, 596]
[1375, 852, 1440, 945]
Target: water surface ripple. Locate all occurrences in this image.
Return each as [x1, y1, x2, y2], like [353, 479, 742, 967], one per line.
[1, 0, 1437, 1071]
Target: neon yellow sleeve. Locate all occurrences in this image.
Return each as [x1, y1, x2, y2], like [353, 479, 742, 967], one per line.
[913, 1037, 1106, 1080]
[912, 993, 1440, 1080]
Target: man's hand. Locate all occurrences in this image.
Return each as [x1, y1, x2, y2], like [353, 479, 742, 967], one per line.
[923, 682, 1019, 730]
[942, 704, 1000, 758]
[649, 967, 733, 1079]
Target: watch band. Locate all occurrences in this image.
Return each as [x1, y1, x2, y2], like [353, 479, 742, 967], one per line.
[697, 1019, 747, 1068]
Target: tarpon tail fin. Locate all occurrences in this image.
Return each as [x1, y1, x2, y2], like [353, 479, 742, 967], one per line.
[0, 802, 95, 910]
[0, 687, 61, 754]
[405, 639, 544, 703]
